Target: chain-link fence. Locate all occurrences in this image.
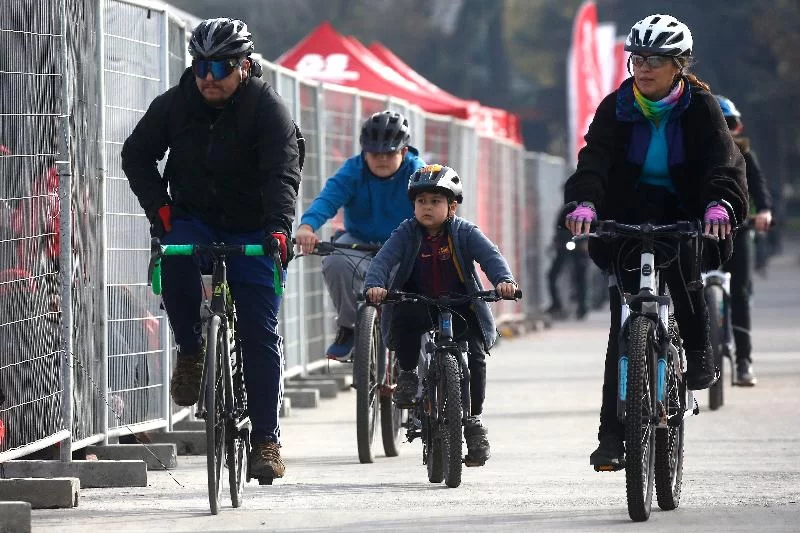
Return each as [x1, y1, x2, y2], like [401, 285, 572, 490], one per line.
[0, 0, 566, 460]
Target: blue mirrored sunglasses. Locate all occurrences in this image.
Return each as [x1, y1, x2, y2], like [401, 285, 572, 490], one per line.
[191, 58, 241, 80]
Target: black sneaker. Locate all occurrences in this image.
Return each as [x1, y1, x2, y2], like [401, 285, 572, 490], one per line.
[393, 370, 418, 408]
[590, 434, 625, 471]
[734, 361, 757, 387]
[464, 416, 490, 466]
[685, 348, 719, 390]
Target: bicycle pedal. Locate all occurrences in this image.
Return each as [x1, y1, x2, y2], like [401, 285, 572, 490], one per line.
[593, 464, 624, 472]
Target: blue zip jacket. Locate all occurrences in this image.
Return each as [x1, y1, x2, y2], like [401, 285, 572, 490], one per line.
[299, 147, 425, 243]
[365, 216, 515, 350]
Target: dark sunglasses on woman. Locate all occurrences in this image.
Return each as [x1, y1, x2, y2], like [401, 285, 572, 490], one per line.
[192, 58, 242, 80]
[629, 54, 676, 70]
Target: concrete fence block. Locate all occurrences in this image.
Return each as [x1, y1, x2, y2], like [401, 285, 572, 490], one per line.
[0, 460, 146, 489]
[0, 501, 32, 532]
[282, 388, 319, 408]
[148, 431, 206, 456]
[0, 478, 79, 509]
[86, 444, 178, 470]
[172, 418, 205, 431]
[287, 379, 339, 399]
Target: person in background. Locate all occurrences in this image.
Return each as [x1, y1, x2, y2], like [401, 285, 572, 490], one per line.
[715, 95, 773, 386]
[545, 209, 589, 320]
[294, 110, 425, 361]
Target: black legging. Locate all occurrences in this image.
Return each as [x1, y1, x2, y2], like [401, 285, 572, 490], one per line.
[723, 229, 754, 363]
[390, 302, 488, 416]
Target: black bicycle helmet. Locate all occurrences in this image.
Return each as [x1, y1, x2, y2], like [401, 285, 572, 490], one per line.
[408, 164, 463, 204]
[359, 111, 411, 153]
[189, 18, 254, 59]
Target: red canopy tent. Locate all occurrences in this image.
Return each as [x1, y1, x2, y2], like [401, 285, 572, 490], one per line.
[276, 22, 471, 118]
[367, 41, 522, 144]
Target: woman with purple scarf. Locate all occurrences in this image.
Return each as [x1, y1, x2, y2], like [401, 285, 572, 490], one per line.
[562, 14, 748, 470]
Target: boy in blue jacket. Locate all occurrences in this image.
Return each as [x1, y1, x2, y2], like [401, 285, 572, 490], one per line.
[365, 164, 517, 465]
[294, 111, 425, 361]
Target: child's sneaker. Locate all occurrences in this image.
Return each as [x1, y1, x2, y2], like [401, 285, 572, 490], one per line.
[464, 416, 490, 466]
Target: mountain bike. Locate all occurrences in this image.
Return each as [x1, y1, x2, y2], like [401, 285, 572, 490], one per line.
[148, 239, 270, 515]
[294, 239, 404, 463]
[583, 220, 707, 522]
[705, 219, 761, 409]
[383, 289, 521, 488]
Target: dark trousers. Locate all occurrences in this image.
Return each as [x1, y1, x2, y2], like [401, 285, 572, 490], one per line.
[723, 229, 754, 363]
[161, 218, 284, 444]
[547, 243, 589, 313]
[598, 244, 710, 440]
[390, 302, 488, 416]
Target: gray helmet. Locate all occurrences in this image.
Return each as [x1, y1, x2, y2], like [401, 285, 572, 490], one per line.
[189, 18, 253, 59]
[359, 111, 410, 153]
[408, 164, 463, 204]
[625, 14, 693, 57]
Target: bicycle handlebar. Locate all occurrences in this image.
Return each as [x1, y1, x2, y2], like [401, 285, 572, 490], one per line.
[147, 239, 265, 296]
[291, 238, 381, 256]
[368, 289, 522, 307]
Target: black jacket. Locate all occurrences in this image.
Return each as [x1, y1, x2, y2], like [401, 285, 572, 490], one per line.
[565, 77, 748, 268]
[121, 68, 301, 235]
[734, 138, 772, 212]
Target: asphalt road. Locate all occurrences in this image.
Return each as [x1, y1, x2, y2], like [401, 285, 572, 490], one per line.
[32, 246, 800, 532]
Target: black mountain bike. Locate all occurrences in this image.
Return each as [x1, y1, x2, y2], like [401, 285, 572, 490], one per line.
[383, 289, 521, 488]
[149, 239, 272, 515]
[294, 240, 404, 463]
[583, 220, 708, 522]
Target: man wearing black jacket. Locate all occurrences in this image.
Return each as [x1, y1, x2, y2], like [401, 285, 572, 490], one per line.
[715, 95, 773, 386]
[121, 18, 301, 479]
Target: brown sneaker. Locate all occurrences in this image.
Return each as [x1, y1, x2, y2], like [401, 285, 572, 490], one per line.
[170, 356, 204, 406]
[250, 441, 285, 478]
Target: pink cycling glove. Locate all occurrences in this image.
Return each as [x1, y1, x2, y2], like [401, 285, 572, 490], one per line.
[704, 204, 729, 225]
[566, 203, 596, 224]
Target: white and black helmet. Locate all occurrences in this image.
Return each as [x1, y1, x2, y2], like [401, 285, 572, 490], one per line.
[189, 18, 254, 59]
[408, 164, 463, 204]
[360, 111, 411, 153]
[625, 14, 693, 57]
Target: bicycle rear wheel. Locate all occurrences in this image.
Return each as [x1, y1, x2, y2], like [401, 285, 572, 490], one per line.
[354, 304, 380, 463]
[205, 316, 226, 515]
[655, 319, 685, 510]
[625, 316, 656, 522]
[381, 351, 406, 457]
[439, 351, 464, 488]
[706, 285, 725, 410]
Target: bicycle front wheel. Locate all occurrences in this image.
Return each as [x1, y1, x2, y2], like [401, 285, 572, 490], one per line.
[354, 304, 380, 464]
[655, 318, 685, 510]
[625, 316, 656, 522]
[381, 351, 406, 457]
[227, 338, 247, 508]
[439, 351, 464, 488]
[205, 315, 226, 515]
[705, 285, 725, 410]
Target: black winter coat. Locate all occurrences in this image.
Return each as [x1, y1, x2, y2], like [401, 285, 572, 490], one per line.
[121, 68, 301, 235]
[734, 138, 772, 213]
[564, 77, 748, 269]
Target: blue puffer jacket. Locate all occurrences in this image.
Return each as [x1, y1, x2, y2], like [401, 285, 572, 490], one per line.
[299, 148, 425, 243]
[364, 216, 515, 350]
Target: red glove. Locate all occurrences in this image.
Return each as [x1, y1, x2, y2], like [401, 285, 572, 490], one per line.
[267, 232, 293, 267]
[149, 205, 172, 238]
